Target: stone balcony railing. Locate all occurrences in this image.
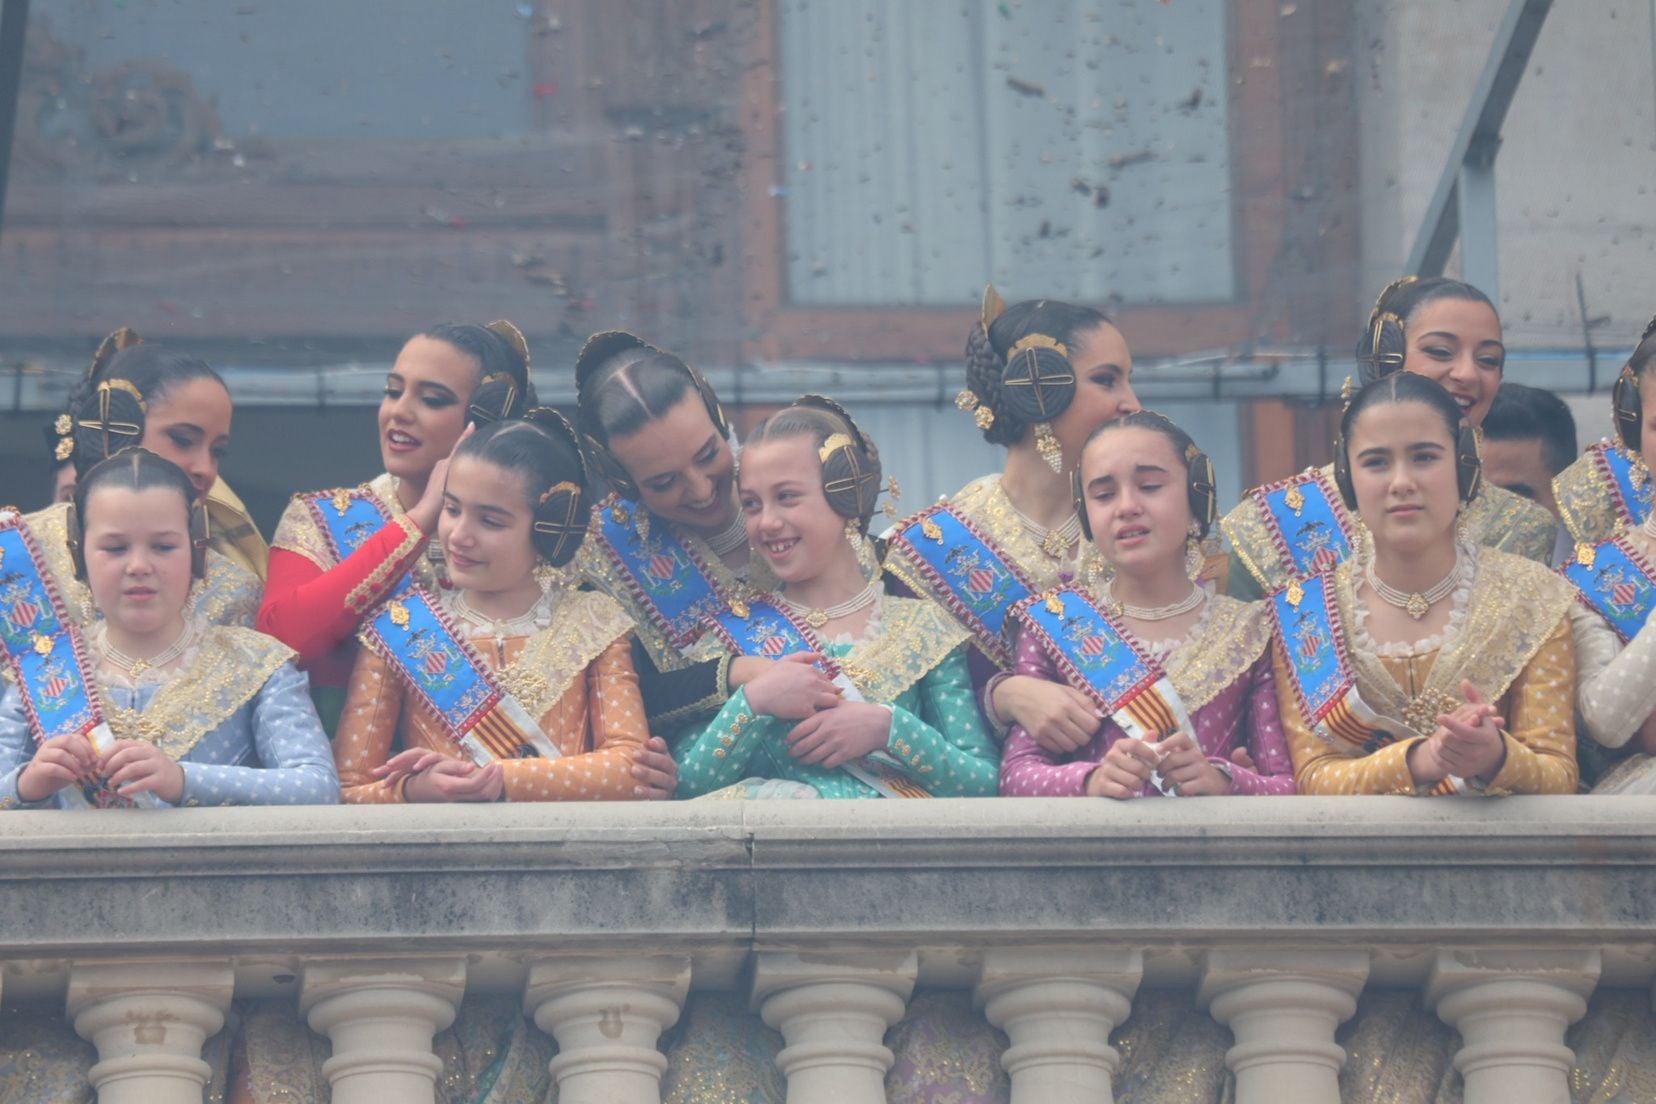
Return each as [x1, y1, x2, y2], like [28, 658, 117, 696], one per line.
[3, 797, 1654, 1104]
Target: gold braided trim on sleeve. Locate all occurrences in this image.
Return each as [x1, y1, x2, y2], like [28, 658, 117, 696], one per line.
[344, 514, 425, 615]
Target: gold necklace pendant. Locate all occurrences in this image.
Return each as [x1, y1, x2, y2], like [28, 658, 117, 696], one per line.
[1041, 528, 1071, 558]
[128, 657, 150, 678]
[805, 608, 829, 629]
[1404, 591, 1431, 620]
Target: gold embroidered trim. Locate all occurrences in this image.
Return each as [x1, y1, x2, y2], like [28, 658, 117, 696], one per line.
[101, 626, 294, 759]
[839, 598, 970, 702]
[1554, 442, 1637, 546]
[488, 591, 634, 715]
[1334, 548, 1575, 736]
[345, 514, 425, 614]
[1162, 593, 1271, 713]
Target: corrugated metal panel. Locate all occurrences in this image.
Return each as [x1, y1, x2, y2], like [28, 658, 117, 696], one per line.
[780, 0, 1234, 307]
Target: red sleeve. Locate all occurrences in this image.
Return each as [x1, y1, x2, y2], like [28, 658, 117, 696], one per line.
[257, 515, 429, 668]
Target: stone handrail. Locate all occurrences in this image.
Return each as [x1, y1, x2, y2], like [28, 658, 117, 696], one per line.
[4, 796, 1653, 1103]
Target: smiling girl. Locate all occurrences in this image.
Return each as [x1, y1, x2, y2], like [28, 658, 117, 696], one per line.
[0, 449, 336, 810]
[670, 396, 998, 800]
[1000, 412, 1294, 798]
[332, 410, 668, 803]
[1274, 373, 1577, 795]
[574, 332, 846, 735]
[1223, 277, 1558, 601]
[32, 331, 264, 629]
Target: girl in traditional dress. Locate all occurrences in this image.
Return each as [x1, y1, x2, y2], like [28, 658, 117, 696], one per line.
[885, 289, 1167, 761]
[574, 331, 844, 733]
[332, 410, 658, 804]
[670, 396, 999, 800]
[258, 322, 533, 722]
[1558, 316, 1656, 792]
[1000, 411, 1295, 798]
[1275, 372, 1577, 795]
[0, 448, 337, 811]
[34, 331, 264, 629]
[1222, 277, 1559, 602]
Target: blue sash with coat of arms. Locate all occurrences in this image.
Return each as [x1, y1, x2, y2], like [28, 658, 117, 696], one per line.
[359, 584, 557, 765]
[1587, 441, 1654, 533]
[1268, 570, 1464, 795]
[1010, 586, 1188, 795]
[1563, 537, 1656, 643]
[0, 510, 163, 808]
[312, 488, 553, 763]
[887, 503, 1036, 668]
[705, 597, 931, 798]
[593, 498, 734, 649]
[1252, 468, 1357, 581]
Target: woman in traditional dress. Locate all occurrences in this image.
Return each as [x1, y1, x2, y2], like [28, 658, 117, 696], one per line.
[670, 395, 999, 800]
[34, 331, 264, 629]
[1222, 277, 1559, 602]
[1274, 372, 1577, 795]
[257, 321, 533, 728]
[0, 448, 337, 811]
[1000, 411, 1295, 798]
[331, 409, 660, 805]
[573, 331, 844, 733]
[1558, 316, 1656, 792]
[885, 289, 1166, 760]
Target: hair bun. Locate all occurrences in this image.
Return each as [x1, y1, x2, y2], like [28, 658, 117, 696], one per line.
[70, 379, 147, 476]
[575, 330, 657, 395]
[522, 407, 592, 567]
[1642, 313, 1656, 344]
[999, 339, 1076, 423]
[792, 394, 883, 522]
[87, 327, 143, 382]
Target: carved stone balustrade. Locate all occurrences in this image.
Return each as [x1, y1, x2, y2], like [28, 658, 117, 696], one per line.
[3, 798, 1653, 1104]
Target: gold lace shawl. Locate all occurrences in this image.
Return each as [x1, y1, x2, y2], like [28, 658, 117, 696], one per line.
[1555, 441, 1646, 546]
[271, 471, 442, 589]
[689, 596, 969, 703]
[1333, 548, 1575, 736]
[24, 502, 261, 630]
[1162, 593, 1272, 713]
[204, 477, 270, 581]
[575, 503, 774, 673]
[1224, 463, 1558, 593]
[481, 590, 635, 715]
[102, 626, 294, 759]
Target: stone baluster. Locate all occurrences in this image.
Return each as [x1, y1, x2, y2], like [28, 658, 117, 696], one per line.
[1198, 949, 1369, 1104]
[751, 950, 917, 1104]
[973, 947, 1143, 1104]
[523, 954, 691, 1104]
[1427, 950, 1600, 1104]
[300, 958, 466, 1104]
[67, 961, 235, 1104]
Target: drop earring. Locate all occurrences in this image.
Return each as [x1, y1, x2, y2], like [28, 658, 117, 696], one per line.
[1034, 422, 1063, 473]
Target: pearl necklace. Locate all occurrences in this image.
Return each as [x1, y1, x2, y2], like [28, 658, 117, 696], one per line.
[1011, 504, 1082, 560]
[1365, 550, 1463, 621]
[781, 583, 877, 629]
[100, 624, 191, 679]
[705, 515, 749, 557]
[1109, 583, 1206, 621]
